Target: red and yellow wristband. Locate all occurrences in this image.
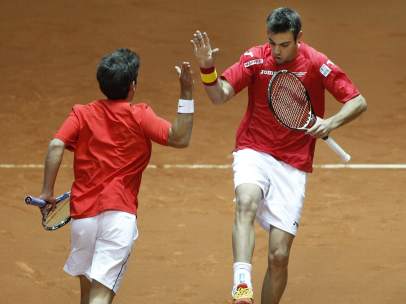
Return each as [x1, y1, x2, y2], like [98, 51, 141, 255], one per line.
[200, 67, 218, 86]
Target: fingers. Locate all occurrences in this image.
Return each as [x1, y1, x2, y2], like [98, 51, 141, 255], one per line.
[190, 39, 198, 53]
[202, 32, 210, 47]
[175, 62, 193, 77]
[175, 65, 181, 76]
[40, 206, 48, 217]
[182, 62, 193, 79]
[212, 47, 220, 58]
[40, 199, 55, 217]
[47, 198, 57, 212]
[306, 117, 330, 138]
[192, 30, 204, 48]
[192, 30, 211, 49]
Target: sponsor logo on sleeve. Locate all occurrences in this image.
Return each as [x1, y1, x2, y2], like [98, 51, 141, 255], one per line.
[244, 58, 264, 68]
[320, 63, 332, 77]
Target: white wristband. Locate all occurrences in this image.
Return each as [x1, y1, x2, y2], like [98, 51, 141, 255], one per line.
[177, 99, 194, 114]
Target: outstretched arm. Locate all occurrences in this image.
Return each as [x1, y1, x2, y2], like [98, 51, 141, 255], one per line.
[307, 94, 367, 138]
[167, 62, 194, 148]
[191, 30, 235, 104]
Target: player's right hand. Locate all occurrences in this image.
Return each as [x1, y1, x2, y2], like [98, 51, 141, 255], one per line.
[191, 30, 219, 68]
[39, 192, 57, 214]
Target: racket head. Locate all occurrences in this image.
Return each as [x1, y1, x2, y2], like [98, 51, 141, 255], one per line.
[268, 70, 316, 131]
[41, 196, 71, 231]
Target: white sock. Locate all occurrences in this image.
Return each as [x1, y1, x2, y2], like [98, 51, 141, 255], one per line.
[233, 262, 253, 289]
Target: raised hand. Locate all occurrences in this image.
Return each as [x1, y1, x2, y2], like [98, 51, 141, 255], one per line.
[175, 62, 194, 100]
[191, 30, 219, 68]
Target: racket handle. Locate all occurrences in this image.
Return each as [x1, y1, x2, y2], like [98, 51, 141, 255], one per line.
[323, 136, 351, 162]
[24, 192, 70, 208]
[25, 196, 46, 208]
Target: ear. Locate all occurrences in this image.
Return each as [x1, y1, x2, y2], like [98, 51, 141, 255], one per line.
[127, 81, 137, 101]
[296, 31, 303, 42]
[131, 81, 137, 92]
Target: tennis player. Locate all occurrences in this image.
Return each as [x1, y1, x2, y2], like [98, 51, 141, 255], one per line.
[191, 7, 367, 304]
[38, 48, 195, 303]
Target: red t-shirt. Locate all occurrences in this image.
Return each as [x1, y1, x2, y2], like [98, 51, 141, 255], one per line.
[54, 99, 171, 219]
[222, 42, 360, 172]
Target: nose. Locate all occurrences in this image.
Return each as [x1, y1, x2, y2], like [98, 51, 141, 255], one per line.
[273, 45, 281, 55]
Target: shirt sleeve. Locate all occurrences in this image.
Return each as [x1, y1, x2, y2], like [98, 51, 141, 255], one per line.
[135, 103, 171, 145]
[316, 54, 360, 103]
[54, 107, 80, 151]
[221, 48, 264, 94]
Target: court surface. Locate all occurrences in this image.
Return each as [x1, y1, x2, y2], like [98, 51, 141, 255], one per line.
[1, 1, 405, 303]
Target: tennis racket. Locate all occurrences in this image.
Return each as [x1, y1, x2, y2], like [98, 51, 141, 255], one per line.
[267, 70, 351, 162]
[24, 192, 71, 231]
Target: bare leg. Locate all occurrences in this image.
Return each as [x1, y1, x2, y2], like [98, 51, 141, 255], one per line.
[261, 227, 294, 304]
[88, 280, 115, 304]
[233, 184, 263, 263]
[79, 275, 91, 304]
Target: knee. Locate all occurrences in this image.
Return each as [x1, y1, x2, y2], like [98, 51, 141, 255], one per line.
[268, 248, 290, 269]
[235, 193, 258, 218]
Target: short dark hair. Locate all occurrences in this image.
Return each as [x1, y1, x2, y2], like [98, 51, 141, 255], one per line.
[266, 7, 302, 40]
[96, 48, 140, 100]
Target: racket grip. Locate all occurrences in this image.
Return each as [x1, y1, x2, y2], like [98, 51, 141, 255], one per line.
[25, 196, 46, 208]
[24, 192, 70, 208]
[323, 136, 351, 162]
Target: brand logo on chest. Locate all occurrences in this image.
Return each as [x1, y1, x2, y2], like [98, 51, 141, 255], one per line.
[260, 70, 307, 78]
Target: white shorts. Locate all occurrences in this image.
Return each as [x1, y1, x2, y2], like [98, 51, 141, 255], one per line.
[63, 210, 138, 293]
[232, 148, 307, 235]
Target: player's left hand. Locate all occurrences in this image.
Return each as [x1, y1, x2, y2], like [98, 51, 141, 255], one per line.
[175, 62, 194, 100]
[306, 116, 333, 138]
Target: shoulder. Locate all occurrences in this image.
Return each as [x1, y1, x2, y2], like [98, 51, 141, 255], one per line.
[299, 42, 328, 65]
[299, 42, 336, 78]
[70, 103, 87, 118]
[130, 102, 155, 121]
[131, 102, 151, 113]
[243, 43, 269, 58]
[233, 43, 269, 71]
[70, 100, 108, 122]
[72, 100, 100, 112]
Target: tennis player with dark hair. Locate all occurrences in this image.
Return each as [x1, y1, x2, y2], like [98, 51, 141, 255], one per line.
[191, 7, 367, 304]
[38, 48, 195, 303]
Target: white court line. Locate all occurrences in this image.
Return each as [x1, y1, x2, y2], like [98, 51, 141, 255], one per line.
[1, 163, 406, 169]
[314, 164, 406, 169]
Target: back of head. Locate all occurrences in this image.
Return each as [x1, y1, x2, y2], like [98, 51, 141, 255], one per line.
[266, 7, 302, 40]
[96, 48, 140, 100]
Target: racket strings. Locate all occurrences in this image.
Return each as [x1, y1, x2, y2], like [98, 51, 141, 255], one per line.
[275, 78, 304, 126]
[272, 77, 309, 127]
[270, 74, 312, 129]
[44, 199, 70, 227]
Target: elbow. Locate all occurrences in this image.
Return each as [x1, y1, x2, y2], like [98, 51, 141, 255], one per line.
[211, 98, 226, 105]
[358, 95, 368, 113]
[209, 91, 229, 105]
[48, 138, 65, 151]
[167, 125, 192, 148]
[170, 138, 190, 149]
[167, 133, 191, 148]
[177, 142, 190, 149]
